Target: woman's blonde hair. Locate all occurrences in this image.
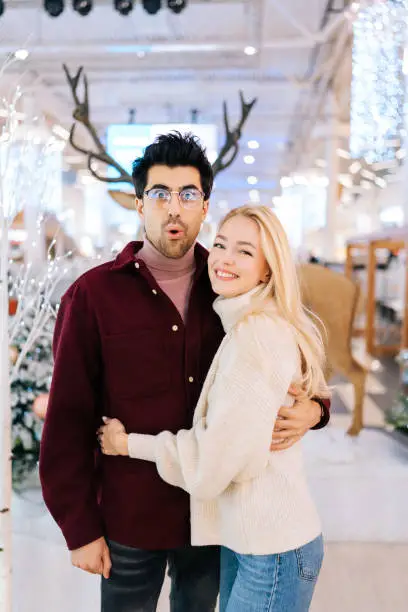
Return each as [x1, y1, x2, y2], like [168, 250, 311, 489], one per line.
[219, 205, 330, 399]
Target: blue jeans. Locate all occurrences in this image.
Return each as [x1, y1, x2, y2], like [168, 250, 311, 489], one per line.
[101, 540, 220, 612]
[219, 535, 324, 612]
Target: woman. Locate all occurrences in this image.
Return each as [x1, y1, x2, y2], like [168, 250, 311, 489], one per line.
[99, 205, 330, 611]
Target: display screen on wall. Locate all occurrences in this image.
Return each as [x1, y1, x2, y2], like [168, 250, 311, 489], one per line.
[106, 124, 218, 190]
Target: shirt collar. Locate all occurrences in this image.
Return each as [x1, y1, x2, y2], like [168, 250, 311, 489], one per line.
[111, 240, 209, 277]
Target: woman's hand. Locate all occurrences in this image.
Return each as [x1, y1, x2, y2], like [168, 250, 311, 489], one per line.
[97, 417, 129, 456]
[270, 385, 322, 451]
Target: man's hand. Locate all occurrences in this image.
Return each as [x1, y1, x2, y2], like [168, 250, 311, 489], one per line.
[71, 536, 111, 579]
[270, 385, 321, 452]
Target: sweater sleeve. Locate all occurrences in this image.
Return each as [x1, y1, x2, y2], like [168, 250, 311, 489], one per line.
[39, 282, 104, 551]
[128, 317, 299, 500]
[311, 397, 331, 429]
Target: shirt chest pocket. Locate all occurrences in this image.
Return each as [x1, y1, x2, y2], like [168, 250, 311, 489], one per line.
[103, 330, 170, 399]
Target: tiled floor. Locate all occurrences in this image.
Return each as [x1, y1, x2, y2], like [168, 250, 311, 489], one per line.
[311, 542, 408, 612]
[12, 530, 408, 612]
[12, 355, 408, 611]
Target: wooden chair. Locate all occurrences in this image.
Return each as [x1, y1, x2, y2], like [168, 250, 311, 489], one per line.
[299, 263, 367, 435]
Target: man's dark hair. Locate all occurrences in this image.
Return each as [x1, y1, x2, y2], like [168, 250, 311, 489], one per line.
[132, 131, 214, 200]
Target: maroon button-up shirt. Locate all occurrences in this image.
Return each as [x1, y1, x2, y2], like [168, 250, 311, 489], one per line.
[39, 241, 330, 551]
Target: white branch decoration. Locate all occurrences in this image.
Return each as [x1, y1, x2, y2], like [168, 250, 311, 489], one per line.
[0, 72, 71, 611]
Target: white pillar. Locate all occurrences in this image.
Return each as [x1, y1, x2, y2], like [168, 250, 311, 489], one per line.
[324, 108, 341, 261]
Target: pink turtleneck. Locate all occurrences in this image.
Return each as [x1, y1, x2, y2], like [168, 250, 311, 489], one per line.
[137, 238, 196, 322]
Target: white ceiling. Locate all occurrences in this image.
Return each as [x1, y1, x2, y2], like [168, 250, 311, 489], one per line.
[0, 0, 352, 205]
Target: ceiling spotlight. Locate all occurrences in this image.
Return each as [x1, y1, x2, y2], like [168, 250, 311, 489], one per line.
[349, 161, 361, 174]
[249, 189, 260, 203]
[44, 0, 64, 17]
[244, 46, 258, 56]
[244, 155, 255, 165]
[280, 176, 293, 188]
[167, 0, 187, 13]
[247, 176, 258, 185]
[73, 0, 92, 16]
[143, 0, 161, 14]
[374, 177, 387, 189]
[336, 148, 351, 159]
[248, 140, 259, 149]
[14, 49, 30, 61]
[115, 0, 133, 15]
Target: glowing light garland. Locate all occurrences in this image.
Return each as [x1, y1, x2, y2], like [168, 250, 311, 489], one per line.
[350, 0, 408, 163]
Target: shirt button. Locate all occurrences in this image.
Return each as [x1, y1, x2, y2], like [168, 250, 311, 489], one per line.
[172, 325, 179, 332]
[188, 376, 194, 383]
[152, 289, 157, 295]
[135, 262, 140, 269]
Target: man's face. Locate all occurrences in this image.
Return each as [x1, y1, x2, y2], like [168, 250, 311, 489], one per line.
[136, 165, 209, 259]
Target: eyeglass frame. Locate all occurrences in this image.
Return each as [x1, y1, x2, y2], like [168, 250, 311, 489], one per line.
[143, 187, 206, 209]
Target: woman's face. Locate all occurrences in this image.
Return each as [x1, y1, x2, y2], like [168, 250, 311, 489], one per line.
[208, 215, 270, 298]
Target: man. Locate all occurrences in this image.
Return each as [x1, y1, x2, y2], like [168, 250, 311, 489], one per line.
[40, 132, 330, 612]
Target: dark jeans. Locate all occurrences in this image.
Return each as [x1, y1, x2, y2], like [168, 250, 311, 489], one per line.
[101, 540, 220, 612]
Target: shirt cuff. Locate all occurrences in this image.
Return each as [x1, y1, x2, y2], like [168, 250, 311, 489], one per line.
[127, 433, 157, 461]
[311, 397, 331, 430]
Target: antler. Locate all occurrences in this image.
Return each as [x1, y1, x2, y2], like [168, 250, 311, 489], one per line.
[63, 64, 134, 185]
[64, 65, 257, 208]
[212, 91, 257, 177]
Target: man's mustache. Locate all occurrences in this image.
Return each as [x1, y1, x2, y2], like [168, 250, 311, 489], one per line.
[163, 217, 188, 231]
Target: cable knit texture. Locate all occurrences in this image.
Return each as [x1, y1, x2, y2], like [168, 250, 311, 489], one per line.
[128, 286, 322, 554]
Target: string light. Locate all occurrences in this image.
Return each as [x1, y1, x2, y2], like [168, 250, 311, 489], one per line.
[350, 1, 408, 163]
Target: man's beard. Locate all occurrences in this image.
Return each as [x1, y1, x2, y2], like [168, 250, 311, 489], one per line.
[157, 234, 194, 259]
[148, 216, 197, 259]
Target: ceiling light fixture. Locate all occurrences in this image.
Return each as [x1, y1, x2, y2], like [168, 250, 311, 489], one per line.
[280, 176, 293, 188]
[114, 0, 133, 15]
[0, 1, 5, 16]
[247, 176, 258, 185]
[244, 155, 255, 165]
[143, 0, 161, 14]
[349, 161, 361, 174]
[249, 189, 260, 202]
[73, 0, 92, 16]
[337, 148, 351, 159]
[374, 176, 387, 188]
[14, 49, 30, 61]
[52, 124, 70, 140]
[167, 0, 187, 13]
[248, 140, 259, 149]
[244, 46, 258, 56]
[44, 0, 64, 17]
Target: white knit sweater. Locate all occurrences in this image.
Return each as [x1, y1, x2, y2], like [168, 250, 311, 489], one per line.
[128, 286, 322, 554]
